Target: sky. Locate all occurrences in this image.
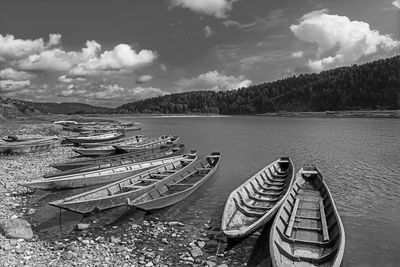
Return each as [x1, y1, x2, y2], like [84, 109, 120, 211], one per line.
[0, 0, 399, 107]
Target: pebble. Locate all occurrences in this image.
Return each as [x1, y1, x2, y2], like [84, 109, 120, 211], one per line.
[168, 221, 184, 227]
[190, 246, 204, 258]
[77, 223, 90, 230]
[0, 122, 246, 266]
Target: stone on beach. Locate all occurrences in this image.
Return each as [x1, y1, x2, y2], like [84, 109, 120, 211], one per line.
[190, 246, 203, 258]
[77, 223, 90, 230]
[168, 221, 184, 227]
[0, 218, 33, 240]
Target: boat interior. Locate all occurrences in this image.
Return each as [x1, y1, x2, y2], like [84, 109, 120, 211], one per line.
[224, 158, 293, 232]
[272, 168, 341, 266]
[136, 152, 221, 201]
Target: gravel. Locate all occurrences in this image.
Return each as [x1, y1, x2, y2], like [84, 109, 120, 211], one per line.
[0, 120, 252, 266]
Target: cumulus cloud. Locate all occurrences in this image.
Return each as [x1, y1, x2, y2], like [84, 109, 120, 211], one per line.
[136, 75, 153, 84]
[290, 9, 399, 72]
[204, 25, 214, 38]
[58, 75, 86, 83]
[0, 34, 157, 77]
[223, 20, 256, 30]
[0, 68, 36, 81]
[16, 40, 101, 72]
[68, 44, 157, 77]
[59, 83, 169, 102]
[0, 79, 30, 91]
[175, 70, 252, 91]
[393, 0, 400, 9]
[291, 51, 304, 58]
[169, 0, 234, 18]
[0, 33, 60, 61]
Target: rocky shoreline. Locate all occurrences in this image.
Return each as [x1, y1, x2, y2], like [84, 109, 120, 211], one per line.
[0, 121, 259, 266]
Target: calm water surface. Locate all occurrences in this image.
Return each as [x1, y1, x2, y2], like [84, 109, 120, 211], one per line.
[117, 115, 400, 266]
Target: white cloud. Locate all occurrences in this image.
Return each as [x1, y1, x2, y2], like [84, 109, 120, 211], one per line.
[393, 0, 400, 9]
[16, 40, 101, 72]
[204, 25, 214, 38]
[68, 44, 157, 77]
[169, 0, 234, 18]
[0, 34, 157, 77]
[291, 51, 304, 58]
[0, 68, 36, 81]
[223, 20, 256, 30]
[290, 9, 399, 72]
[124, 86, 170, 100]
[136, 75, 153, 84]
[59, 83, 169, 102]
[0, 79, 30, 91]
[58, 75, 86, 83]
[175, 70, 252, 91]
[0, 33, 59, 61]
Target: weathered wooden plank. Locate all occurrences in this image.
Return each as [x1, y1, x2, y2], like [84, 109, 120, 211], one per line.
[319, 199, 330, 241]
[285, 198, 300, 237]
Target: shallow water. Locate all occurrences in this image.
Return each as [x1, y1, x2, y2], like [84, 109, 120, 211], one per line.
[120, 115, 400, 266]
[13, 116, 400, 266]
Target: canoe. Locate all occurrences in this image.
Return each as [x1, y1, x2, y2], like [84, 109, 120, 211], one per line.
[270, 166, 345, 267]
[115, 136, 179, 153]
[131, 152, 221, 211]
[0, 138, 61, 154]
[121, 124, 142, 131]
[20, 154, 190, 190]
[50, 144, 184, 171]
[65, 132, 124, 145]
[73, 135, 147, 157]
[221, 157, 294, 238]
[49, 152, 198, 213]
[44, 144, 185, 178]
[2, 136, 42, 142]
[81, 135, 145, 148]
[52, 120, 78, 126]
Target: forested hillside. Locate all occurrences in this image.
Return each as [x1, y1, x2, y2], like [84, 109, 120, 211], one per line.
[118, 55, 400, 114]
[0, 97, 111, 116]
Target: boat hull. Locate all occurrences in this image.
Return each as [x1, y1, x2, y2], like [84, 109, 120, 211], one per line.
[49, 144, 184, 171]
[221, 157, 294, 238]
[65, 132, 124, 144]
[21, 155, 186, 190]
[270, 166, 345, 267]
[49, 153, 198, 213]
[44, 144, 185, 178]
[133, 152, 221, 211]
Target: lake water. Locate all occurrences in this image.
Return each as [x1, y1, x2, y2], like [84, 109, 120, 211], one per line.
[117, 115, 400, 266]
[20, 115, 400, 266]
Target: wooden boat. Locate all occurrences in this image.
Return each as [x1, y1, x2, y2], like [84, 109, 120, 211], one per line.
[73, 135, 147, 157]
[115, 136, 179, 153]
[0, 138, 61, 154]
[221, 157, 294, 238]
[20, 154, 189, 190]
[44, 144, 185, 178]
[81, 135, 145, 148]
[2, 135, 42, 142]
[131, 152, 221, 211]
[93, 124, 141, 132]
[270, 166, 345, 267]
[50, 144, 184, 171]
[52, 120, 78, 126]
[49, 152, 198, 213]
[65, 132, 124, 145]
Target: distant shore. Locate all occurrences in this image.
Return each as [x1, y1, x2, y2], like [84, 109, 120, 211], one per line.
[256, 110, 400, 119]
[2, 109, 400, 122]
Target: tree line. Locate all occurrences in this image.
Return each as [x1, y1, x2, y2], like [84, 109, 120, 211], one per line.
[117, 55, 400, 114]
